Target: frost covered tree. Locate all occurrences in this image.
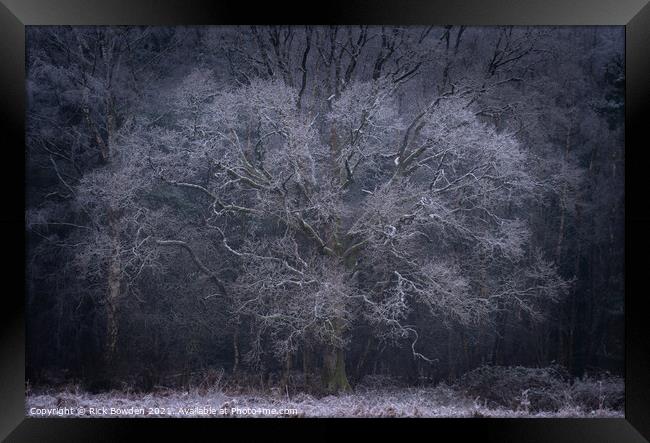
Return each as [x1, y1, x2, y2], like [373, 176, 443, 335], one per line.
[26, 26, 622, 393]
[138, 61, 569, 391]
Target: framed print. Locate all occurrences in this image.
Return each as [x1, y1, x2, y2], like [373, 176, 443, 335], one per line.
[1, 0, 649, 441]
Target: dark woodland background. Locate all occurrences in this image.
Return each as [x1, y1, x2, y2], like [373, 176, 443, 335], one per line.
[25, 26, 624, 395]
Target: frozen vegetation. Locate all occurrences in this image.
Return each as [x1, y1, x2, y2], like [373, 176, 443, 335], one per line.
[26, 367, 623, 418]
[26, 26, 624, 410]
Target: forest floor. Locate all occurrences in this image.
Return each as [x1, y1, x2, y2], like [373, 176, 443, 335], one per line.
[25, 383, 623, 418]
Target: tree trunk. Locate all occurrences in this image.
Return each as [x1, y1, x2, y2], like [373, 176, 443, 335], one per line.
[323, 346, 351, 393]
[103, 88, 120, 369]
[282, 350, 292, 389]
[321, 317, 351, 393]
[105, 210, 121, 368]
[460, 330, 470, 374]
[302, 346, 311, 389]
[492, 310, 508, 366]
[555, 120, 573, 262]
[355, 336, 373, 380]
[232, 322, 240, 376]
[447, 328, 456, 382]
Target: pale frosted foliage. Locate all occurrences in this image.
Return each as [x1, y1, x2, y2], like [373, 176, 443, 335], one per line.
[26, 372, 623, 418]
[136, 69, 572, 359]
[328, 80, 402, 176]
[225, 233, 358, 357]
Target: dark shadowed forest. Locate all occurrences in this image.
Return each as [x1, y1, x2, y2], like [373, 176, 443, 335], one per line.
[25, 26, 624, 417]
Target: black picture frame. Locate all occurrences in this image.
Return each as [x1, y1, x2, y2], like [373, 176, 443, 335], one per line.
[2, 0, 648, 440]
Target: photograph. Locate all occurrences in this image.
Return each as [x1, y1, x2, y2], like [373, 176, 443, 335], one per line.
[24, 25, 625, 418]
